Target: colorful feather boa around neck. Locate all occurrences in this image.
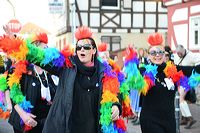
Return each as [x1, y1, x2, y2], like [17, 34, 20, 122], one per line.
[0, 35, 126, 132]
[123, 47, 199, 95]
[1, 35, 200, 132]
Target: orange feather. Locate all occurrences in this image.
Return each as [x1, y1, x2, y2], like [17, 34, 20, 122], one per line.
[75, 26, 93, 40]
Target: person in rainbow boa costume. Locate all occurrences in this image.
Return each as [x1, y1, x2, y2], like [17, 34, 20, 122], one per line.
[0, 33, 58, 133]
[1, 27, 200, 133]
[0, 26, 128, 133]
[123, 33, 200, 133]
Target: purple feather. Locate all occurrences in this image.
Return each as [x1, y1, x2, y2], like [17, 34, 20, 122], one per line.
[178, 77, 190, 92]
[52, 54, 66, 67]
[145, 72, 155, 82]
[124, 57, 139, 67]
[118, 72, 125, 85]
[0, 91, 5, 103]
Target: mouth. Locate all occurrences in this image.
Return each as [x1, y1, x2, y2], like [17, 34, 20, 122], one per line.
[153, 57, 162, 61]
[80, 53, 86, 57]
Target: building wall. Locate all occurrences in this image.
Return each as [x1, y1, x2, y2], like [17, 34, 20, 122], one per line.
[55, 0, 167, 69]
[55, 0, 168, 51]
[56, 32, 166, 50]
[166, 0, 200, 51]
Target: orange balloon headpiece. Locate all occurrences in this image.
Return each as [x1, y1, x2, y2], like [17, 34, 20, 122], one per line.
[147, 33, 163, 46]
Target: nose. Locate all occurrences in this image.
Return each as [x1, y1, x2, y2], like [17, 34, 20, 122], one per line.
[80, 46, 85, 51]
[155, 52, 161, 56]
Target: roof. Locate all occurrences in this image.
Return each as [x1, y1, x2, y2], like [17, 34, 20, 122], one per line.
[19, 22, 50, 34]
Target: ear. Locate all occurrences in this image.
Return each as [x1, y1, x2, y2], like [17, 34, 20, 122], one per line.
[93, 48, 97, 55]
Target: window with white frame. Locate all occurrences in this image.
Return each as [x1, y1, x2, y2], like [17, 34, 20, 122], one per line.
[101, 0, 120, 10]
[101, 36, 121, 51]
[190, 16, 200, 48]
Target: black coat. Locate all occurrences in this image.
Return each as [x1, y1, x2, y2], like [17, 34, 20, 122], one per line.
[42, 59, 105, 133]
[8, 72, 57, 132]
[140, 70, 176, 133]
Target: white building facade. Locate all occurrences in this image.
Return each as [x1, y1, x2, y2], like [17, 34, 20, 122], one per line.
[163, 0, 200, 52]
[55, 0, 168, 50]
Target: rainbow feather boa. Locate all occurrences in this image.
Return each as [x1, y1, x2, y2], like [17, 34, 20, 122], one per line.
[0, 35, 126, 132]
[188, 70, 200, 88]
[123, 47, 196, 95]
[0, 61, 34, 130]
[123, 47, 145, 93]
[108, 59, 133, 118]
[0, 74, 10, 119]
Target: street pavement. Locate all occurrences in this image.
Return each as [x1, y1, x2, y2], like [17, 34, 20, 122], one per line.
[0, 119, 13, 133]
[0, 104, 199, 133]
[127, 104, 200, 133]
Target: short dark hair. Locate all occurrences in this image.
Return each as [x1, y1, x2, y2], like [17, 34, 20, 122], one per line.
[164, 46, 172, 54]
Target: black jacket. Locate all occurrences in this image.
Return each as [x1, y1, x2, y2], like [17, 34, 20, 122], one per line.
[8, 72, 57, 132]
[42, 59, 105, 133]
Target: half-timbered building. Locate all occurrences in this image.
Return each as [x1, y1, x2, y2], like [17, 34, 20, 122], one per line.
[163, 0, 200, 52]
[55, 0, 168, 66]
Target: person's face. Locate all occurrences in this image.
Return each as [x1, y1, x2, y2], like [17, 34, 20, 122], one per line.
[139, 49, 144, 57]
[76, 39, 96, 65]
[176, 49, 185, 58]
[33, 41, 48, 49]
[165, 52, 170, 62]
[148, 46, 165, 65]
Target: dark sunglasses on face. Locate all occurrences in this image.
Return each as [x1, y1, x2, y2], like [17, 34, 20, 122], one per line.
[149, 50, 165, 56]
[165, 54, 169, 57]
[76, 44, 92, 51]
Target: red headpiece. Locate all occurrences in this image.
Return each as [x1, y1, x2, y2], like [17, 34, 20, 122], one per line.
[31, 32, 48, 44]
[98, 42, 108, 52]
[75, 26, 93, 40]
[34, 33, 48, 44]
[147, 33, 163, 46]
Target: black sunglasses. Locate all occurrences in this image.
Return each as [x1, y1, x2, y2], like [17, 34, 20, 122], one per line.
[149, 50, 165, 56]
[76, 44, 92, 51]
[165, 54, 169, 57]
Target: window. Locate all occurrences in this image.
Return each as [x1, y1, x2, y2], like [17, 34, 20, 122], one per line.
[102, 0, 118, 6]
[101, 0, 120, 10]
[190, 16, 200, 48]
[101, 36, 121, 51]
[195, 30, 198, 45]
